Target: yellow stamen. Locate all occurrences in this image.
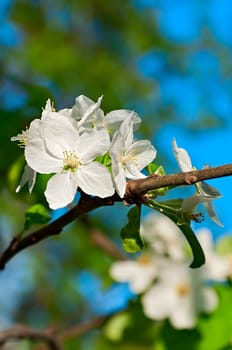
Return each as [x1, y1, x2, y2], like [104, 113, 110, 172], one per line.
[63, 150, 80, 172]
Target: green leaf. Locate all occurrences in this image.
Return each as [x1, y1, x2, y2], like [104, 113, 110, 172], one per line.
[120, 205, 143, 253]
[146, 199, 205, 268]
[146, 162, 160, 174]
[197, 285, 232, 350]
[24, 204, 51, 230]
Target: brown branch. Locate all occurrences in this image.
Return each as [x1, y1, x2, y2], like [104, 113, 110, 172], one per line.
[125, 163, 232, 199]
[0, 313, 116, 349]
[0, 325, 63, 350]
[0, 195, 117, 270]
[91, 230, 128, 261]
[58, 314, 112, 342]
[0, 163, 231, 270]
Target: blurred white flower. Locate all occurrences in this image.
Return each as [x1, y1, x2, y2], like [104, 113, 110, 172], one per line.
[110, 114, 156, 197]
[110, 254, 159, 294]
[172, 138, 222, 226]
[197, 228, 230, 281]
[141, 214, 185, 261]
[142, 261, 218, 329]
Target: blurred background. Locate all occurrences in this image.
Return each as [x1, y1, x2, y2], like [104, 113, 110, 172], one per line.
[1, 0, 232, 349]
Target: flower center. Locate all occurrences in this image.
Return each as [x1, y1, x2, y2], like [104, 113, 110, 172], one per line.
[63, 151, 80, 172]
[176, 282, 190, 296]
[11, 128, 28, 148]
[120, 151, 137, 166]
[138, 254, 152, 266]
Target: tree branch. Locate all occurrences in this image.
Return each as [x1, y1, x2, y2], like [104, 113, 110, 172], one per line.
[0, 163, 231, 270]
[0, 195, 117, 270]
[125, 163, 232, 199]
[0, 325, 63, 350]
[58, 314, 112, 342]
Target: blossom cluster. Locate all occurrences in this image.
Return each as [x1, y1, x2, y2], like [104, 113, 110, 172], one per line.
[110, 214, 231, 329]
[11, 95, 156, 209]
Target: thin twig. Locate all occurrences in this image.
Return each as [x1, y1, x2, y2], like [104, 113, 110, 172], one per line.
[91, 230, 128, 261]
[59, 314, 112, 342]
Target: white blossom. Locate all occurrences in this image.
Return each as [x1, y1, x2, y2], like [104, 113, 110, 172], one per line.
[141, 214, 185, 261]
[25, 115, 114, 209]
[197, 228, 230, 281]
[110, 254, 159, 294]
[71, 94, 141, 135]
[110, 114, 156, 197]
[172, 138, 222, 226]
[141, 261, 218, 329]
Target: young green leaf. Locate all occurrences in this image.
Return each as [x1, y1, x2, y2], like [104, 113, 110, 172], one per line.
[24, 204, 51, 230]
[120, 205, 143, 253]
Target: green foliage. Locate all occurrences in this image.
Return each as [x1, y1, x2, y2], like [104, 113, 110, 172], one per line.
[197, 286, 232, 350]
[120, 205, 143, 253]
[24, 203, 51, 230]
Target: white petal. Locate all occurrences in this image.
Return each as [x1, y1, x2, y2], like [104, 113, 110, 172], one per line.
[77, 162, 114, 198]
[78, 95, 104, 128]
[43, 116, 80, 158]
[119, 113, 134, 149]
[169, 296, 196, 329]
[45, 172, 79, 209]
[41, 99, 53, 120]
[25, 121, 62, 174]
[16, 164, 36, 193]
[142, 284, 176, 320]
[125, 165, 146, 180]
[73, 95, 95, 120]
[112, 159, 127, 198]
[110, 130, 124, 159]
[77, 129, 110, 162]
[172, 138, 193, 172]
[199, 287, 218, 313]
[199, 182, 221, 198]
[104, 110, 141, 133]
[128, 140, 157, 169]
[203, 201, 223, 226]
[110, 259, 158, 294]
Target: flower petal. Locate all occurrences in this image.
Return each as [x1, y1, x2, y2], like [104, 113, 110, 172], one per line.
[43, 116, 80, 158]
[172, 138, 193, 172]
[104, 109, 141, 133]
[16, 164, 37, 194]
[142, 284, 176, 320]
[77, 128, 110, 162]
[45, 172, 79, 209]
[25, 120, 62, 174]
[77, 162, 114, 198]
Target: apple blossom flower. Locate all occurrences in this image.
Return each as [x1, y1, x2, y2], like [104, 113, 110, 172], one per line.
[141, 261, 218, 329]
[25, 115, 114, 209]
[110, 254, 159, 294]
[172, 138, 222, 226]
[109, 114, 157, 197]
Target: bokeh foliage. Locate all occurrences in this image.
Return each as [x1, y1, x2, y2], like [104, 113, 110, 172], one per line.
[1, 1, 232, 349]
